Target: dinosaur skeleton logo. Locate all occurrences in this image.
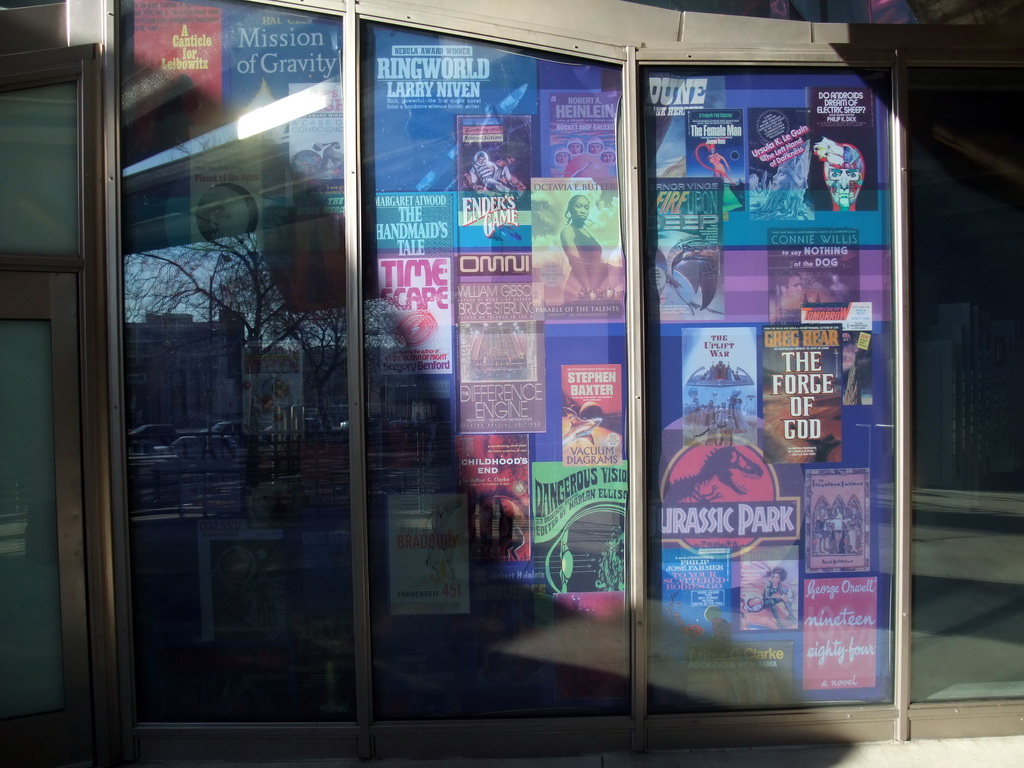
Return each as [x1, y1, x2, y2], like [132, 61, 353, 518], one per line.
[660, 444, 799, 555]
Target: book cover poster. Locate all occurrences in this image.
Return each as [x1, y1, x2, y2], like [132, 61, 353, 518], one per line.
[801, 303, 872, 332]
[198, 521, 288, 641]
[661, 547, 732, 636]
[660, 444, 800, 554]
[808, 86, 876, 212]
[286, 80, 344, 183]
[681, 639, 796, 707]
[650, 178, 723, 321]
[806, 468, 870, 573]
[768, 227, 859, 323]
[262, 213, 346, 312]
[224, 10, 342, 123]
[457, 434, 532, 563]
[686, 109, 745, 212]
[457, 115, 531, 193]
[739, 544, 800, 631]
[378, 255, 453, 375]
[132, 0, 223, 139]
[458, 318, 540, 383]
[190, 158, 262, 246]
[643, 73, 727, 177]
[456, 273, 545, 433]
[761, 325, 843, 464]
[375, 192, 456, 258]
[810, 86, 874, 131]
[541, 91, 619, 179]
[532, 462, 628, 594]
[841, 330, 873, 406]
[799, 312, 875, 404]
[531, 178, 624, 322]
[803, 576, 878, 690]
[388, 494, 470, 615]
[562, 364, 624, 467]
[457, 189, 531, 252]
[747, 107, 814, 221]
[457, 353, 546, 433]
[368, 27, 537, 191]
[241, 349, 302, 434]
[680, 327, 758, 449]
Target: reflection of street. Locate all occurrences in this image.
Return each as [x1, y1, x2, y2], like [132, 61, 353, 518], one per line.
[912, 488, 1024, 701]
[128, 452, 245, 517]
[128, 433, 349, 518]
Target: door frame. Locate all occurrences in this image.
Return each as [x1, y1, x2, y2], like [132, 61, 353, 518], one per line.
[0, 44, 118, 767]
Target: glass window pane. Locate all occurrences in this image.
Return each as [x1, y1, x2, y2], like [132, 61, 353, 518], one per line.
[363, 23, 629, 719]
[642, 68, 896, 710]
[910, 69, 1024, 703]
[0, 320, 64, 719]
[121, 0, 353, 721]
[0, 83, 77, 255]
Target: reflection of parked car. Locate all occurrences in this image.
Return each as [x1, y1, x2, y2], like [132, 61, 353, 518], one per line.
[209, 420, 247, 447]
[211, 420, 244, 436]
[128, 424, 177, 452]
[154, 434, 237, 461]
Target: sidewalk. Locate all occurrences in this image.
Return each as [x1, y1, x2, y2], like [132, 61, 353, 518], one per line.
[133, 734, 1024, 768]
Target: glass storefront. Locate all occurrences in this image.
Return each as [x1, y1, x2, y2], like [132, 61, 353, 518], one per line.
[121, 0, 901, 723]
[94, 0, 1024, 758]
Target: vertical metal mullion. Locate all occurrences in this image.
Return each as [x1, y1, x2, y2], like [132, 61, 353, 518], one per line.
[343, 2, 374, 759]
[621, 44, 649, 754]
[103, 0, 142, 755]
[80, 34, 124, 766]
[890, 48, 913, 743]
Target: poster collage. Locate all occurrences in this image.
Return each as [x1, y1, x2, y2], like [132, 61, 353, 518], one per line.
[366, 26, 632, 716]
[646, 70, 894, 709]
[123, 0, 896, 721]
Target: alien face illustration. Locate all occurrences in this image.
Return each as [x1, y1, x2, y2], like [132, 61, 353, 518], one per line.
[813, 138, 865, 212]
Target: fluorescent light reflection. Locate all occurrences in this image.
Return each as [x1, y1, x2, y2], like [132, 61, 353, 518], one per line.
[237, 85, 329, 139]
[124, 83, 331, 177]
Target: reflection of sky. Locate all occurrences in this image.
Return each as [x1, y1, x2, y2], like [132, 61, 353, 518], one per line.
[123, 245, 235, 324]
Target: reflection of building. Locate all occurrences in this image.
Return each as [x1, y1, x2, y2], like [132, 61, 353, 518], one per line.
[126, 311, 349, 432]
[125, 313, 244, 429]
[916, 304, 1024, 489]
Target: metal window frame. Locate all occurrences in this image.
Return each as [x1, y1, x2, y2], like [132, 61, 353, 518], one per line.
[34, 0, 1024, 760]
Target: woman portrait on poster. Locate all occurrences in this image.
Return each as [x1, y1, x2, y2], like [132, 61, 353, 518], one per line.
[560, 194, 607, 300]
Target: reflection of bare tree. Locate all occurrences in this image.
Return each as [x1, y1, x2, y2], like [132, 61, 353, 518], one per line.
[125, 234, 316, 434]
[125, 236, 427, 430]
[125, 233, 303, 352]
[362, 298, 404, 350]
[291, 306, 347, 419]
[361, 298, 404, 411]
